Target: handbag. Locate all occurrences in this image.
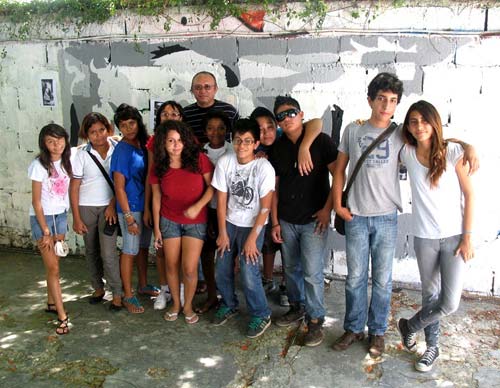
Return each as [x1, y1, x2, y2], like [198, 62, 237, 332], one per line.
[86, 147, 122, 237]
[334, 122, 398, 236]
[53, 214, 69, 257]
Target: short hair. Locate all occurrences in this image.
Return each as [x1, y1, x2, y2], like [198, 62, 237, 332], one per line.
[367, 72, 404, 103]
[233, 118, 260, 142]
[191, 71, 217, 89]
[202, 110, 232, 134]
[79, 112, 113, 140]
[273, 95, 301, 116]
[154, 100, 185, 129]
[113, 103, 148, 147]
[250, 107, 276, 125]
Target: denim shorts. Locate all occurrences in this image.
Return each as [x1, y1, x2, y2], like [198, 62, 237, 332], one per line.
[160, 216, 206, 241]
[118, 211, 152, 255]
[30, 212, 68, 241]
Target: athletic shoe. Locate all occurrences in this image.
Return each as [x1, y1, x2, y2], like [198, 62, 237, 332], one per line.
[275, 304, 305, 327]
[279, 285, 290, 307]
[154, 289, 171, 310]
[304, 320, 324, 347]
[213, 306, 238, 326]
[246, 316, 271, 338]
[415, 346, 439, 372]
[397, 318, 417, 352]
[262, 278, 278, 294]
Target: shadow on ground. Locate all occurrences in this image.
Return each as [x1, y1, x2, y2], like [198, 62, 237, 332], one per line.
[0, 248, 499, 387]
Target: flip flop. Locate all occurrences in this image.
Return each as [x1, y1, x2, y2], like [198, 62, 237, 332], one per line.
[164, 310, 180, 322]
[122, 296, 144, 314]
[184, 313, 199, 325]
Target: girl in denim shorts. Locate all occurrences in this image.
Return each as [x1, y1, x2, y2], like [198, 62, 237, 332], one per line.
[28, 124, 72, 335]
[151, 121, 214, 324]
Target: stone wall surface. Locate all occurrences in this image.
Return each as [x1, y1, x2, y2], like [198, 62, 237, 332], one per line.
[0, 3, 499, 294]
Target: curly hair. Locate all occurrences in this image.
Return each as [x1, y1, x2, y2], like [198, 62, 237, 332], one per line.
[367, 72, 404, 103]
[402, 100, 447, 188]
[154, 100, 185, 129]
[113, 103, 149, 147]
[37, 123, 73, 177]
[153, 120, 201, 178]
[201, 110, 232, 135]
[79, 112, 113, 140]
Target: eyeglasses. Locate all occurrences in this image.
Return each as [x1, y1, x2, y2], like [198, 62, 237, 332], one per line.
[192, 84, 215, 92]
[275, 108, 300, 122]
[233, 138, 255, 146]
[160, 111, 180, 119]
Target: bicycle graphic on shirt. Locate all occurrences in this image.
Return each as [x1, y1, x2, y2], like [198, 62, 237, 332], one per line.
[231, 178, 254, 206]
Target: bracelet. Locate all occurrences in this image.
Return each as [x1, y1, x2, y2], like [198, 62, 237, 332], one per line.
[127, 221, 137, 227]
[124, 212, 133, 219]
[463, 231, 473, 234]
[271, 224, 280, 229]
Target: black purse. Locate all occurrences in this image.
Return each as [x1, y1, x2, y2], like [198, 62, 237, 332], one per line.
[334, 122, 398, 236]
[86, 148, 122, 237]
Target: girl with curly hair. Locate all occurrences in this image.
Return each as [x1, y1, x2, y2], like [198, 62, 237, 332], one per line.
[151, 120, 214, 324]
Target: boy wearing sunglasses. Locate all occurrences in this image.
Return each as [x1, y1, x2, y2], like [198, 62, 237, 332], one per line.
[271, 96, 338, 347]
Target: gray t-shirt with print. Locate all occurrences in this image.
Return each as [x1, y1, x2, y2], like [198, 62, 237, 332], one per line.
[338, 120, 404, 217]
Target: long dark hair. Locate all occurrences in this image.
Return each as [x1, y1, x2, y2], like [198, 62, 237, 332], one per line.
[155, 100, 185, 129]
[153, 121, 200, 178]
[113, 103, 148, 147]
[79, 112, 113, 140]
[37, 123, 72, 177]
[403, 100, 447, 188]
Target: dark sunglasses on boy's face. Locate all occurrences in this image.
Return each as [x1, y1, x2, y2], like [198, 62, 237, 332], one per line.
[276, 108, 300, 122]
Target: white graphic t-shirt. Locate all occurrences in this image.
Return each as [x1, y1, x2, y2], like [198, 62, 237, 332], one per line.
[28, 158, 70, 215]
[212, 153, 275, 227]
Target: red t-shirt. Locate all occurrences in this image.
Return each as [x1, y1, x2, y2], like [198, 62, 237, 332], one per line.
[146, 134, 155, 152]
[150, 152, 213, 224]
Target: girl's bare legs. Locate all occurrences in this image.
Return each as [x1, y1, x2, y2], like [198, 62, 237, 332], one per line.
[181, 237, 204, 318]
[136, 247, 149, 290]
[263, 252, 275, 281]
[156, 248, 168, 286]
[39, 237, 66, 321]
[120, 253, 135, 299]
[164, 238, 182, 314]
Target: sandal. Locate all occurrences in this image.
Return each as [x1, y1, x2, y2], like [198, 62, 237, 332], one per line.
[45, 303, 57, 315]
[122, 296, 145, 314]
[137, 284, 160, 297]
[195, 299, 219, 315]
[164, 310, 180, 322]
[56, 316, 70, 335]
[184, 312, 199, 325]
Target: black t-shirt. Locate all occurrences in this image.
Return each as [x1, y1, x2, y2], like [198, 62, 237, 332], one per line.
[273, 130, 337, 224]
[183, 100, 239, 144]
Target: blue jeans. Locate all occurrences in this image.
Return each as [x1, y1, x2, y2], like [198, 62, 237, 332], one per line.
[215, 221, 270, 318]
[280, 220, 327, 321]
[408, 235, 465, 347]
[344, 212, 397, 336]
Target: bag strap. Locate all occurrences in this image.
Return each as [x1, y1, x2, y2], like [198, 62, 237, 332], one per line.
[344, 122, 398, 198]
[86, 149, 115, 195]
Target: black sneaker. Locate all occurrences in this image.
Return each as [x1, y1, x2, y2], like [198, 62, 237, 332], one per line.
[246, 316, 271, 338]
[275, 304, 305, 327]
[304, 320, 324, 347]
[212, 306, 238, 326]
[397, 318, 417, 352]
[415, 346, 439, 372]
[262, 278, 278, 294]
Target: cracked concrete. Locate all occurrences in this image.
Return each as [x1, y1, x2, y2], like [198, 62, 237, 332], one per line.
[0, 248, 499, 387]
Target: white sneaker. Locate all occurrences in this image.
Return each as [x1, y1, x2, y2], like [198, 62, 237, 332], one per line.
[154, 290, 171, 310]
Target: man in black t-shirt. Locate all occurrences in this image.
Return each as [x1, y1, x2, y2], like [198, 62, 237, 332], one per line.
[271, 95, 337, 347]
[183, 71, 239, 144]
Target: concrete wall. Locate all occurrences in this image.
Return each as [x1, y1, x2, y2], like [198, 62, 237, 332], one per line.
[1, 3, 499, 294]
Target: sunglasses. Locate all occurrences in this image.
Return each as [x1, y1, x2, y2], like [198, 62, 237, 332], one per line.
[276, 108, 300, 122]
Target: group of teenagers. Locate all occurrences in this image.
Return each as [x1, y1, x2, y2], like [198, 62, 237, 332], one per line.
[29, 70, 477, 373]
